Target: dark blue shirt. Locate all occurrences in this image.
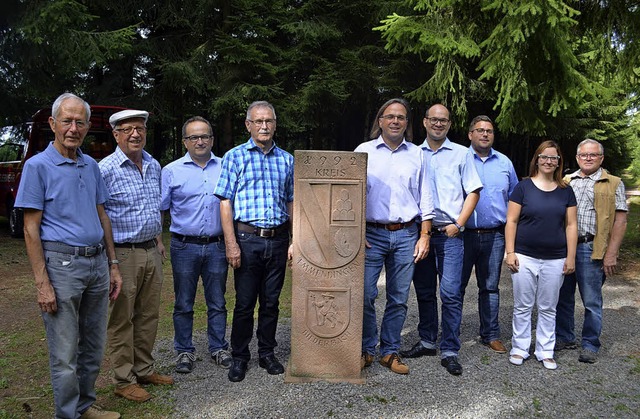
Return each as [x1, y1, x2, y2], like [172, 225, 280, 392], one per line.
[510, 178, 577, 259]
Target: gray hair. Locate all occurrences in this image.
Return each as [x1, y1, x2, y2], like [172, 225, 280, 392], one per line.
[51, 93, 91, 120]
[182, 116, 212, 138]
[577, 138, 604, 155]
[246, 101, 277, 120]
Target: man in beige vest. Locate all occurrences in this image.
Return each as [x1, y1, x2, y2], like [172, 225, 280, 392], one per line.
[555, 139, 628, 364]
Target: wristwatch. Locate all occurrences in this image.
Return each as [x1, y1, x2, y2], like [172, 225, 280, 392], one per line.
[109, 259, 120, 266]
[454, 222, 465, 232]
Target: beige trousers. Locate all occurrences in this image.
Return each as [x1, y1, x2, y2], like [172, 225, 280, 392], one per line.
[108, 246, 163, 387]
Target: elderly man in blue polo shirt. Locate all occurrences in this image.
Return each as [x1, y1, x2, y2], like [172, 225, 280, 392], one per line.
[214, 101, 294, 383]
[402, 104, 483, 376]
[355, 98, 434, 375]
[101, 109, 173, 403]
[460, 115, 518, 354]
[161, 116, 231, 374]
[16, 93, 122, 419]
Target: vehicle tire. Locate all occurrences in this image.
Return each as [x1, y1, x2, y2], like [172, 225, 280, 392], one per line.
[9, 206, 23, 238]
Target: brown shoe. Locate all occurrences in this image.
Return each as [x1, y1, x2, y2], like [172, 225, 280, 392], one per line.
[379, 353, 409, 374]
[360, 353, 374, 370]
[486, 340, 507, 354]
[137, 373, 174, 385]
[114, 384, 151, 402]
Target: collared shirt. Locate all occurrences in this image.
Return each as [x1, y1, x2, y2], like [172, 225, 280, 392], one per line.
[466, 147, 519, 229]
[420, 138, 483, 226]
[99, 147, 162, 243]
[160, 152, 223, 237]
[355, 136, 434, 223]
[15, 142, 109, 246]
[214, 138, 294, 228]
[567, 168, 628, 236]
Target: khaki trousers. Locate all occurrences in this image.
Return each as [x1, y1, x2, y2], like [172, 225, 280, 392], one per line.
[108, 246, 163, 387]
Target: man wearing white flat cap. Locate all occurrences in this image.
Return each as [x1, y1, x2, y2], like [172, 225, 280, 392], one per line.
[100, 109, 173, 402]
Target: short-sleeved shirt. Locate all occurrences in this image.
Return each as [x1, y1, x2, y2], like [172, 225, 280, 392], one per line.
[99, 147, 162, 243]
[161, 152, 223, 237]
[355, 136, 434, 223]
[566, 168, 628, 236]
[467, 147, 519, 229]
[420, 138, 483, 226]
[214, 138, 294, 228]
[510, 178, 577, 259]
[15, 142, 109, 246]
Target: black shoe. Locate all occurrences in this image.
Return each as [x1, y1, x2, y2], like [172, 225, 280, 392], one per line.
[259, 354, 285, 375]
[175, 352, 195, 374]
[400, 341, 437, 358]
[228, 359, 248, 382]
[441, 356, 463, 375]
[555, 340, 578, 351]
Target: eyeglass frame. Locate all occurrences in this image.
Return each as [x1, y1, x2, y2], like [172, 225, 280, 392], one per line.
[577, 153, 603, 160]
[184, 134, 213, 143]
[470, 128, 494, 135]
[538, 154, 561, 163]
[114, 126, 147, 135]
[380, 114, 408, 122]
[425, 117, 450, 126]
[247, 119, 276, 127]
[53, 118, 90, 129]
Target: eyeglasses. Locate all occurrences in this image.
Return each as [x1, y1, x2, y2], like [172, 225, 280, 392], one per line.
[471, 128, 494, 135]
[538, 154, 561, 163]
[114, 126, 147, 135]
[380, 114, 407, 122]
[54, 118, 88, 129]
[426, 117, 450, 126]
[247, 119, 275, 127]
[184, 134, 213, 143]
[577, 153, 602, 160]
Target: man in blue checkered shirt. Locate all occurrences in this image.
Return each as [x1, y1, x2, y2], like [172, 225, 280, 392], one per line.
[214, 101, 294, 383]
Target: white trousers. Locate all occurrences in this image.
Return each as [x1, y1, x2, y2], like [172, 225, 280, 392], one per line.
[510, 253, 565, 361]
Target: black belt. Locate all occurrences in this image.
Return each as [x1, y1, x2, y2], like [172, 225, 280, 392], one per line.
[114, 239, 157, 250]
[366, 221, 415, 231]
[42, 241, 104, 257]
[431, 225, 447, 234]
[172, 233, 223, 244]
[236, 222, 289, 238]
[467, 225, 505, 234]
[577, 234, 595, 244]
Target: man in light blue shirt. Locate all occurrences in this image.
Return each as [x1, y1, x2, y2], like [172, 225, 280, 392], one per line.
[402, 104, 482, 376]
[161, 116, 231, 374]
[461, 115, 518, 355]
[355, 98, 434, 375]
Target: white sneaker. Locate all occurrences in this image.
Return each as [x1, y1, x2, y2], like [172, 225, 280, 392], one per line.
[80, 405, 121, 419]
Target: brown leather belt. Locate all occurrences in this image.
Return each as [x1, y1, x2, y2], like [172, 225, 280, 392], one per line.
[114, 239, 157, 250]
[366, 221, 414, 231]
[236, 221, 289, 238]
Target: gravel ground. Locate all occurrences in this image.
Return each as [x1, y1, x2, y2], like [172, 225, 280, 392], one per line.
[153, 265, 640, 418]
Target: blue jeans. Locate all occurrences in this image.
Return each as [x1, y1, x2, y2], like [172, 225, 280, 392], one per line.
[43, 249, 109, 419]
[556, 242, 605, 352]
[362, 224, 418, 356]
[230, 230, 289, 361]
[170, 238, 229, 354]
[461, 230, 505, 342]
[412, 231, 464, 357]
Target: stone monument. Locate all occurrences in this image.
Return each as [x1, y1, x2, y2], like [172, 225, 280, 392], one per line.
[286, 150, 367, 384]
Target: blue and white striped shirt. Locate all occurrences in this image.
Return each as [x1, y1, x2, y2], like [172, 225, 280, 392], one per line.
[99, 147, 162, 243]
[214, 138, 294, 228]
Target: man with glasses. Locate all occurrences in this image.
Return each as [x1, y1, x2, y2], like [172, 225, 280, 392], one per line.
[100, 109, 173, 402]
[214, 101, 294, 382]
[160, 116, 231, 374]
[555, 139, 628, 363]
[355, 98, 434, 375]
[16, 93, 122, 419]
[460, 116, 518, 355]
[401, 104, 482, 376]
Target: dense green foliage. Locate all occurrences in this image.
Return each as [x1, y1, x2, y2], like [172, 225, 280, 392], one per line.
[0, 0, 638, 176]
